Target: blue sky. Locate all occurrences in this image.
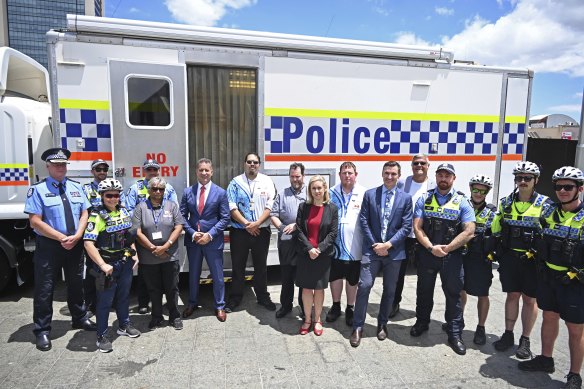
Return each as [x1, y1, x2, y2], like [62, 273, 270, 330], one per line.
[107, 0, 583, 122]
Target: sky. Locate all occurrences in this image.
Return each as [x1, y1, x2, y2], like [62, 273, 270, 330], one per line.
[106, 0, 584, 123]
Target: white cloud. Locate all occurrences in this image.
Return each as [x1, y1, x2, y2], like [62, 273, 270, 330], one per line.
[575, 92, 584, 99]
[435, 7, 454, 16]
[129, 7, 140, 13]
[165, 0, 257, 27]
[394, 32, 435, 47]
[395, 0, 584, 77]
[547, 104, 581, 113]
[373, 6, 389, 16]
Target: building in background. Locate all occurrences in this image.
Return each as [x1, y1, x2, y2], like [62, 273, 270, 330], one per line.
[529, 113, 580, 140]
[0, 0, 103, 68]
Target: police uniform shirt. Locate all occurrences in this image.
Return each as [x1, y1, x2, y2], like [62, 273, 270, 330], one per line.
[227, 172, 276, 229]
[124, 178, 179, 213]
[83, 180, 102, 210]
[24, 176, 91, 236]
[413, 187, 475, 223]
[83, 208, 132, 242]
[490, 192, 551, 237]
[330, 183, 366, 261]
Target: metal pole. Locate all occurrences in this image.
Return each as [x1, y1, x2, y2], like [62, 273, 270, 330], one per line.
[576, 86, 584, 170]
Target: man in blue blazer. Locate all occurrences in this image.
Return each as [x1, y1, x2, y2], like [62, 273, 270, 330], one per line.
[180, 158, 230, 322]
[350, 161, 413, 347]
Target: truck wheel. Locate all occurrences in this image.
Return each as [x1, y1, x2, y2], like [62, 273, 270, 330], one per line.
[0, 251, 13, 293]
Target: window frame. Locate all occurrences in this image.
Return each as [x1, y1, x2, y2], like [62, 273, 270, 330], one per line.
[123, 74, 174, 130]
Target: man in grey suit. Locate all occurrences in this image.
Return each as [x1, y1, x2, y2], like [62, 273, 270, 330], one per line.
[350, 161, 413, 347]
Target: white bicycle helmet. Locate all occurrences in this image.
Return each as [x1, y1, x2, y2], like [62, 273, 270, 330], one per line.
[469, 174, 493, 189]
[512, 161, 540, 177]
[98, 178, 123, 193]
[552, 166, 584, 184]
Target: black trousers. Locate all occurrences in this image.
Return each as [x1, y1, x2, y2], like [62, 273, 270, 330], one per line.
[393, 237, 418, 306]
[33, 236, 87, 335]
[136, 267, 150, 308]
[140, 261, 180, 321]
[83, 253, 96, 312]
[280, 264, 303, 309]
[229, 227, 270, 302]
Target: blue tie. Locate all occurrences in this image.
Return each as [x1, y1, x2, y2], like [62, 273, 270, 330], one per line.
[381, 190, 393, 242]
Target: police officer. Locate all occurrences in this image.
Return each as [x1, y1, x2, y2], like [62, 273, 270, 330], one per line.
[518, 167, 584, 389]
[84, 178, 140, 353]
[124, 159, 178, 314]
[491, 161, 552, 359]
[460, 175, 497, 346]
[410, 163, 475, 355]
[24, 148, 96, 351]
[82, 159, 110, 314]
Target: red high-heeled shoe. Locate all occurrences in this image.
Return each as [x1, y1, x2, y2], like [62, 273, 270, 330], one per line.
[313, 321, 323, 336]
[299, 321, 312, 335]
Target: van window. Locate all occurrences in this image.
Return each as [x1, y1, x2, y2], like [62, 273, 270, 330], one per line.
[126, 76, 172, 128]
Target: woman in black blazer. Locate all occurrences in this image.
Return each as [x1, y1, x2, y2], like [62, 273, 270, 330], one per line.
[296, 175, 338, 336]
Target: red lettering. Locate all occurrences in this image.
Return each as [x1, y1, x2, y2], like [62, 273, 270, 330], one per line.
[170, 166, 179, 176]
[161, 166, 170, 176]
[146, 153, 156, 161]
[132, 166, 141, 178]
[157, 153, 167, 164]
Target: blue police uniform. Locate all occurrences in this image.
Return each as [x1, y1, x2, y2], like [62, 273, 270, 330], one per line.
[413, 187, 475, 337]
[82, 180, 102, 211]
[24, 174, 91, 336]
[124, 178, 178, 213]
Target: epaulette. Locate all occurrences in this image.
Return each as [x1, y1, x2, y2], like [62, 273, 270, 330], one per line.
[456, 191, 466, 196]
[541, 203, 556, 218]
[97, 206, 111, 221]
[534, 194, 546, 207]
[32, 178, 46, 186]
[68, 178, 80, 184]
[573, 208, 584, 222]
[486, 203, 497, 211]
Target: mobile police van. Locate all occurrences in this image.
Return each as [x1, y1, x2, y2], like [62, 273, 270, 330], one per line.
[0, 14, 533, 288]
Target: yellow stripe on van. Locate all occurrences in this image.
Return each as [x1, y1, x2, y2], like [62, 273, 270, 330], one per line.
[265, 108, 525, 124]
[0, 163, 28, 169]
[59, 99, 110, 110]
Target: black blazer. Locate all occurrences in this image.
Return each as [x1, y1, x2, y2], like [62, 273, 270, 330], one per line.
[296, 202, 338, 257]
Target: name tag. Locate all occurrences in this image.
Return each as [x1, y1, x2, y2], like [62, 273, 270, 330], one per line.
[45, 193, 57, 197]
[152, 231, 163, 240]
[70, 191, 81, 197]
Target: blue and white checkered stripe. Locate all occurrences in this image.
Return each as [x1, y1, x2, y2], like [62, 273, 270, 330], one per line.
[105, 221, 132, 233]
[0, 167, 28, 182]
[60, 108, 111, 152]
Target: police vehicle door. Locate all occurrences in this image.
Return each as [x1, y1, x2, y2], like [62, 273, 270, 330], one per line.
[108, 60, 188, 196]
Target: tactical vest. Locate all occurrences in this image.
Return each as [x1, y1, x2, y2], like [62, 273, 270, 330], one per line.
[499, 193, 547, 251]
[422, 190, 464, 246]
[93, 206, 133, 260]
[82, 182, 101, 211]
[468, 203, 496, 255]
[135, 179, 149, 202]
[538, 204, 584, 269]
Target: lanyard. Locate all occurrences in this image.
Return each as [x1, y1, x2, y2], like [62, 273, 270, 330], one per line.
[341, 190, 353, 218]
[146, 199, 164, 229]
[246, 177, 256, 203]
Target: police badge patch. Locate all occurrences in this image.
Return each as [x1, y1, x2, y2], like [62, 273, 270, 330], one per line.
[27, 187, 34, 198]
[87, 222, 95, 232]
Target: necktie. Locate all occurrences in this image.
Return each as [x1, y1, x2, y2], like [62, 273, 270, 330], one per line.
[381, 190, 393, 242]
[198, 185, 206, 215]
[59, 183, 76, 235]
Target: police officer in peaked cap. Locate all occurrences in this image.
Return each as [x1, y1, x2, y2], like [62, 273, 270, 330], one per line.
[24, 148, 97, 352]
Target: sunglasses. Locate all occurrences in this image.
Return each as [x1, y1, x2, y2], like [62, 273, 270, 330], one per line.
[94, 167, 108, 173]
[246, 160, 260, 165]
[514, 176, 534, 183]
[104, 193, 120, 199]
[412, 161, 427, 166]
[151, 187, 165, 192]
[554, 184, 577, 192]
[471, 188, 489, 195]
[145, 167, 159, 172]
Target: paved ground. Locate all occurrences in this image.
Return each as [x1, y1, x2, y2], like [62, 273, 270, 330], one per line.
[0, 265, 577, 388]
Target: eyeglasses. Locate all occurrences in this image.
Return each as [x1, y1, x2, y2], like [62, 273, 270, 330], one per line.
[94, 167, 108, 173]
[514, 176, 534, 183]
[246, 160, 260, 165]
[412, 161, 427, 166]
[151, 187, 165, 192]
[104, 193, 120, 199]
[471, 188, 489, 195]
[145, 167, 158, 172]
[554, 184, 577, 192]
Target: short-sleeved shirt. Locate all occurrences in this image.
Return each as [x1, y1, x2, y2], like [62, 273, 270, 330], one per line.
[132, 200, 184, 264]
[83, 207, 133, 253]
[124, 178, 178, 214]
[329, 183, 366, 261]
[414, 187, 475, 223]
[227, 172, 276, 229]
[24, 176, 90, 236]
[82, 180, 102, 211]
[270, 185, 307, 238]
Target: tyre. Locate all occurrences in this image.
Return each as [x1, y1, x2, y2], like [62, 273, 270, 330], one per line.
[0, 250, 14, 293]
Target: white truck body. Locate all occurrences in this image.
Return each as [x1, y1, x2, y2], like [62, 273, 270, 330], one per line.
[4, 15, 532, 276]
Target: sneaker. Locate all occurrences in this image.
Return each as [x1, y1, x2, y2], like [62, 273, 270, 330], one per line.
[345, 306, 354, 327]
[493, 331, 514, 352]
[96, 335, 112, 353]
[148, 318, 164, 330]
[171, 318, 183, 330]
[473, 325, 486, 345]
[326, 304, 341, 323]
[117, 324, 141, 338]
[518, 355, 555, 373]
[516, 336, 533, 359]
[565, 373, 583, 389]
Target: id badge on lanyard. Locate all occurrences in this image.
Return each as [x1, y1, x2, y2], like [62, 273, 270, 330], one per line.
[147, 200, 164, 240]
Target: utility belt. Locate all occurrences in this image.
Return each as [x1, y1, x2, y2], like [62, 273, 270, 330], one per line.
[500, 224, 537, 251]
[535, 236, 583, 268]
[504, 248, 536, 263]
[542, 261, 584, 285]
[98, 247, 136, 264]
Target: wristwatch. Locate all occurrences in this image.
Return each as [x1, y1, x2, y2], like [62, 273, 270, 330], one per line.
[427, 245, 433, 253]
[168, 239, 174, 245]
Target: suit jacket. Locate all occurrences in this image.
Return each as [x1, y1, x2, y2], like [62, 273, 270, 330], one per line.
[180, 182, 230, 250]
[359, 185, 413, 262]
[296, 202, 338, 258]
